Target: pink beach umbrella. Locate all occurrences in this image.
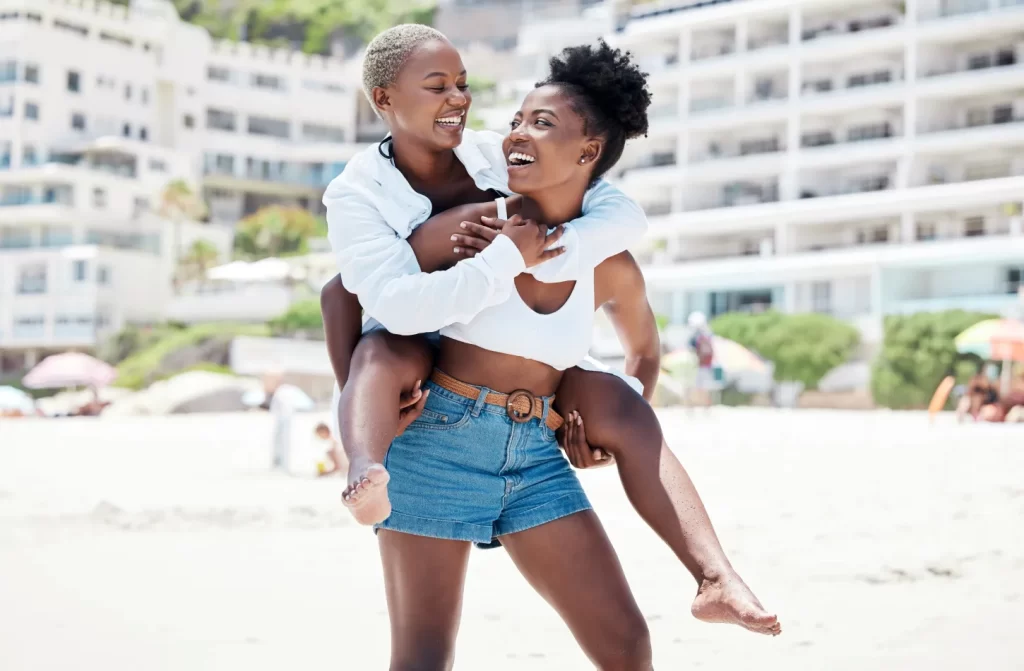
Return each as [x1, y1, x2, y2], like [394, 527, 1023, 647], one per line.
[22, 352, 117, 390]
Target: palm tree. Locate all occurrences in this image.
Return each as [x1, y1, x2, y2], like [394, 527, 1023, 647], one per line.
[233, 205, 320, 260]
[159, 179, 209, 294]
[179, 239, 220, 285]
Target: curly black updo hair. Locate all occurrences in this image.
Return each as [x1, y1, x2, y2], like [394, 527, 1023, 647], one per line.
[537, 40, 651, 183]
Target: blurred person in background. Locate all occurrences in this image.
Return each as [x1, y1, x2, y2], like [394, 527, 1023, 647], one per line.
[687, 311, 716, 410]
[313, 422, 348, 477]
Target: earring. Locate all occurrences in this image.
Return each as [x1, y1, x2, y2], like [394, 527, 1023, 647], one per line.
[579, 158, 585, 164]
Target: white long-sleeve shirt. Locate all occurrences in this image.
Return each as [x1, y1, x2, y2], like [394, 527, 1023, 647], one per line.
[324, 129, 648, 336]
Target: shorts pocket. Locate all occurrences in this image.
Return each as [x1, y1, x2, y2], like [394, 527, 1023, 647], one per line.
[408, 392, 473, 431]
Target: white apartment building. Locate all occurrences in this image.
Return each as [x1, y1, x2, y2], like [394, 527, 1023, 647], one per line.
[484, 0, 1024, 343]
[0, 0, 363, 370]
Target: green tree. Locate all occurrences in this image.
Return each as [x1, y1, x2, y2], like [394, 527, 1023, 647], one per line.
[159, 179, 209, 293]
[870, 310, 995, 409]
[711, 311, 860, 389]
[233, 206, 320, 259]
[120, 0, 440, 56]
[178, 239, 220, 283]
[268, 298, 324, 336]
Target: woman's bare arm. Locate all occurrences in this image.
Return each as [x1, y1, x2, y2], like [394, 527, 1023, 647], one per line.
[594, 252, 661, 401]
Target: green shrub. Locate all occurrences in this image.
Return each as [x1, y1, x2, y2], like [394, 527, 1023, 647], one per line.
[870, 310, 995, 409]
[268, 299, 324, 336]
[710, 311, 860, 389]
[115, 323, 268, 390]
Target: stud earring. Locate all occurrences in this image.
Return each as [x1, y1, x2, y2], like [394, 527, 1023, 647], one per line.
[579, 158, 585, 164]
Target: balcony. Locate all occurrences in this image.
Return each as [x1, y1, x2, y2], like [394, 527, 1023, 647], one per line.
[165, 284, 299, 323]
[886, 292, 1021, 315]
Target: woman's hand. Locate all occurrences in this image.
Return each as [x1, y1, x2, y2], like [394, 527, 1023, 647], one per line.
[496, 215, 566, 267]
[395, 381, 429, 436]
[559, 411, 614, 469]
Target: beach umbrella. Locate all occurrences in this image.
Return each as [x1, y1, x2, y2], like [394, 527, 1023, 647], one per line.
[955, 318, 1024, 395]
[22, 352, 117, 390]
[663, 337, 769, 376]
[954, 318, 1024, 361]
[0, 385, 35, 414]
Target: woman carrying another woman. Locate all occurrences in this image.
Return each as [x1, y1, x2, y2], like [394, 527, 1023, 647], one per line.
[322, 25, 780, 664]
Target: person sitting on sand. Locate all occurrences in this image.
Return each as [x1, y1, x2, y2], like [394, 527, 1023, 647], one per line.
[313, 422, 348, 476]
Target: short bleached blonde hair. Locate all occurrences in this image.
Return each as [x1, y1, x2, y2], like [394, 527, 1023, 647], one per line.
[362, 24, 448, 113]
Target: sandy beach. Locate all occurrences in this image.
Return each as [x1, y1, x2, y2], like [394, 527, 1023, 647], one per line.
[1, 408, 1021, 670]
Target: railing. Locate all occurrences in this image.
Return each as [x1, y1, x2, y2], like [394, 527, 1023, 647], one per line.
[689, 97, 732, 113]
[922, 55, 1018, 78]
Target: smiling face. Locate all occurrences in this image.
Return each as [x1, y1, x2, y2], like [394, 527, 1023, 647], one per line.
[502, 84, 602, 196]
[372, 39, 470, 151]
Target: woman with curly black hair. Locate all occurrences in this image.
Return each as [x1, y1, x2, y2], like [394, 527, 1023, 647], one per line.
[323, 30, 779, 666]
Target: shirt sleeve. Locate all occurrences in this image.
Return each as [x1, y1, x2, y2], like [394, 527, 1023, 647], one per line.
[325, 184, 526, 336]
[525, 179, 649, 284]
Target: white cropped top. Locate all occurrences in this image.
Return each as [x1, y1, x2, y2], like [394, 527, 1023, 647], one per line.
[440, 199, 595, 371]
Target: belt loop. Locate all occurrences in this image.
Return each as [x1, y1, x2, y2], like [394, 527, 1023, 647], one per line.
[541, 395, 550, 423]
[471, 385, 489, 417]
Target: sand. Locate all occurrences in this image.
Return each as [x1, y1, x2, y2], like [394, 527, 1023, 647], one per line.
[1, 408, 1022, 670]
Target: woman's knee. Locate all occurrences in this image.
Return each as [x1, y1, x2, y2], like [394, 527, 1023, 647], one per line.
[390, 646, 455, 671]
[592, 617, 653, 670]
[588, 382, 663, 457]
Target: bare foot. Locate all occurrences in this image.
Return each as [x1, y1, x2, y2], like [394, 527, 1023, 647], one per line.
[342, 459, 391, 525]
[691, 573, 781, 636]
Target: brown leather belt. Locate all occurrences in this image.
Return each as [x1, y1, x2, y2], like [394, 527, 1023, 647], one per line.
[430, 370, 564, 432]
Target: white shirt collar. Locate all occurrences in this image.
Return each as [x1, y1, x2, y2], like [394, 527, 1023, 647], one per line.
[341, 129, 509, 238]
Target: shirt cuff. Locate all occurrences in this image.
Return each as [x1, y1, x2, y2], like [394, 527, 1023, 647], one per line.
[484, 234, 527, 278]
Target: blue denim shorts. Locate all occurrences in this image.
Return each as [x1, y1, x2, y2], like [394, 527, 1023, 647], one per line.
[374, 377, 592, 544]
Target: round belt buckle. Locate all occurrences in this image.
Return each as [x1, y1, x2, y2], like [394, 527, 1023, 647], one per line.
[506, 389, 535, 424]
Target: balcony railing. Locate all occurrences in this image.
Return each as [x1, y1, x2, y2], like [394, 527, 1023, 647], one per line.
[923, 52, 1018, 78]
[802, 14, 898, 41]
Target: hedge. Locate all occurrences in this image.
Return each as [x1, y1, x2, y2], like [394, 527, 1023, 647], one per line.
[870, 310, 995, 409]
[710, 311, 860, 389]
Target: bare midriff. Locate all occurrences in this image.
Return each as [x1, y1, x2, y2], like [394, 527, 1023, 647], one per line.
[435, 338, 564, 397]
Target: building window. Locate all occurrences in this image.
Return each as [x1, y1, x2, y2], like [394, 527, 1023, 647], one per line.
[72, 259, 87, 282]
[301, 123, 346, 143]
[22, 145, 36, 165]
[71, 113, 86, 131]
[67, 70, 80, 92]
[139, 127, 148, 141]
[207, 66, 232, 82]
[54, 19, 88, 37]
[23, 63, 38, 83]
[1008, 268, 1023, 293]
[122, 122, 131, 137]
[24, 102, 38, 120]
[206, 108, 237, 132]
[251, 73, 286, 91]
[97, 265, 111, 285]
[148, 158, 167, 172]
[965, 216, 985, 237]
[247, 115, 289, 139]
[17, 263, 47, 294]
[916, 223, 937, 241]
[124, 83, 132, 100]
[183, 113, 194, 129]
[93, 187, 107, 208]
[848, 123, 892, 142]
[133, 197, 150, 218]
[141, 88, 149, 104]
[872, 226, 889, 243]
[810, 281, 832, 313]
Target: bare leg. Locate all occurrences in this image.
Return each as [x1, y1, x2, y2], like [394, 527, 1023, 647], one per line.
[501, 511, 652, 670]
[556, 369, 780, 636]
[340, 331, 433, 524]
[378, 530, 472, 670]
